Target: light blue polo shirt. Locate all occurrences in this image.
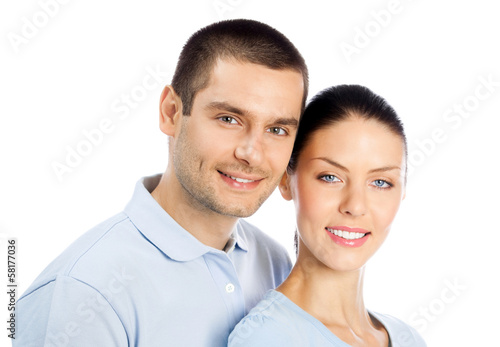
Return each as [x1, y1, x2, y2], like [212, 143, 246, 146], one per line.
[15, 175, 292, 346]
[229, 290, 427, 347]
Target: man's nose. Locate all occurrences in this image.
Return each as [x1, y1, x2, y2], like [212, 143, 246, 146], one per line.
[234, 131, 264, 167]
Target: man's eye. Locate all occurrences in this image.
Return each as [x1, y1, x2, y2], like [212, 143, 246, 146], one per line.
[267, 127, 287, 136]
[219, 116, 238, 124]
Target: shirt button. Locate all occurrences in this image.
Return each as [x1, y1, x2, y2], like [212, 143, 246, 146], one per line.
[225, 283, 235, 293]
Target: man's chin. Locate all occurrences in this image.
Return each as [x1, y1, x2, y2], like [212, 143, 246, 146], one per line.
[208, 199, 265, 219]
[215, 205, 259, 219]
[196, 187, 273, 218]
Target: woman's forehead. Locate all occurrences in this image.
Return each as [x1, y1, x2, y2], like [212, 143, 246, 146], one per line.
[299, 118, 406, 168]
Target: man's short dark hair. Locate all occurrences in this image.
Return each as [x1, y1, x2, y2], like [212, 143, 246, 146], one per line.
[171, 19, 309, 115]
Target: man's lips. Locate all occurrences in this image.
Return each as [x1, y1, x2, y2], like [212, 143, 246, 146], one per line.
[217, 170, 264, 183]
[217, 170, 266, 191]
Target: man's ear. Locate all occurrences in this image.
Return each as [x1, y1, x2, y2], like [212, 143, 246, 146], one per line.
[279, 171, 293, 201]
[159, 85, 183, 136]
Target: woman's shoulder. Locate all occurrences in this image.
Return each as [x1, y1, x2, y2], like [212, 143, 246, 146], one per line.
[369, 311, 427, 347]
[229, 290, 352, 347]
[229, 290, 295, 345]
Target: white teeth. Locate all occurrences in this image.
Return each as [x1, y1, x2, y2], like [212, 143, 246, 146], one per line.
[222, 172, 255, 183]
[327, 228, 366, 240]
[233, 176, 254, 183]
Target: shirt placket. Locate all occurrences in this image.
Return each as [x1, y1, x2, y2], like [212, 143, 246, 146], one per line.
[203, 252, 246, 328]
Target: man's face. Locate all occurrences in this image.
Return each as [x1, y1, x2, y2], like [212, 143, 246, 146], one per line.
[172, 59, 304, 218]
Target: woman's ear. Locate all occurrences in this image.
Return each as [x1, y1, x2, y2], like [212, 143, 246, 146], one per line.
[279, 171, 293, 201]
[159, 85, 183, 136]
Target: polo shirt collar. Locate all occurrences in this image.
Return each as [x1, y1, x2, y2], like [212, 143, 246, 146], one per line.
[224, 227, 249, 254]
[124, 175, 247, 261]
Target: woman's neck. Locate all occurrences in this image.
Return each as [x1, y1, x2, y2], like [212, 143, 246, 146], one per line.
[277, 248, 388, 346]
[278, 257, 369, 328]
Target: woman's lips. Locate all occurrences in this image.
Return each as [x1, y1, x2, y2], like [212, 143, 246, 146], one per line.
[325, 227, 370, 247]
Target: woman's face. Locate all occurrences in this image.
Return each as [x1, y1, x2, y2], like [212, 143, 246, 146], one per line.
[280, 117, 406, 272]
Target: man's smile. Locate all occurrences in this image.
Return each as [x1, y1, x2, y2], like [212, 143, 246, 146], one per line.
[217, 170, 266, 191]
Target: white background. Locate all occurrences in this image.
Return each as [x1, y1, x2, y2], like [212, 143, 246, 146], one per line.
[2, 0, 499, 346]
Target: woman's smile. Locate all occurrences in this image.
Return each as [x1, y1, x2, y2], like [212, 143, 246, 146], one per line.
[325, 227, 371, 247]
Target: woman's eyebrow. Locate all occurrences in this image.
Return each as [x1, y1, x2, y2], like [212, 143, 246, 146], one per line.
[312, 157, 349, 172]
[367, 166, 401, 174]
[312, 158, 401, 174]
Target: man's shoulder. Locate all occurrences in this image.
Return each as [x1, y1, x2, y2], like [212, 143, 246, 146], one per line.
[20, 212, 138, 299]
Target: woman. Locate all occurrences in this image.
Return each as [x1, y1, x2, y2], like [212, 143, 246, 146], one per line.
[229, 85, 426, 346]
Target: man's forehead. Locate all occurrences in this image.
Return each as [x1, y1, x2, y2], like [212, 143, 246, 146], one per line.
[188, 58, 303, 121]
[205, 59, 302, 95]
[208, 57, 303, 86]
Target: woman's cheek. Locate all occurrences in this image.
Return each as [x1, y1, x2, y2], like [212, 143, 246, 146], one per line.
[373, 196, 401, 237]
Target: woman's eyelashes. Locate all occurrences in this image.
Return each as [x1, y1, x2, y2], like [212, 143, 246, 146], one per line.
[370, 179, 393, 190]
[318, 174, 394, 190]
[319, 174, 341, 183]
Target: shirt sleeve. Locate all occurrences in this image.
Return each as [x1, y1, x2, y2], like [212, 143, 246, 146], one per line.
[15, 275, 128, 346]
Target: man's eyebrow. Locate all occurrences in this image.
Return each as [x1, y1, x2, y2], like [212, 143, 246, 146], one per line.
[312, 157, 401, 174]
[205, 101, 299, 128]
[205, 101, 247, 116]
[274, 117, 299, 128]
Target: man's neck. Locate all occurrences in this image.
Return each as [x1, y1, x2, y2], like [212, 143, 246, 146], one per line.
[151, 170, 239, 250]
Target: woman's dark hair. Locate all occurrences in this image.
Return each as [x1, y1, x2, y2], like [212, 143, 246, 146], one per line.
[289, 84, 407, 254]
[288, 84, 407, 173]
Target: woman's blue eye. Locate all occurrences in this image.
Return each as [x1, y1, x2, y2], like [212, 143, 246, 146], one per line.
[320, 175, 340, 183]
[372, 180, 391, 188]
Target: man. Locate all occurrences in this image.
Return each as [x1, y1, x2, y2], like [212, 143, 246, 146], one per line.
[16, 19, 308, 346]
